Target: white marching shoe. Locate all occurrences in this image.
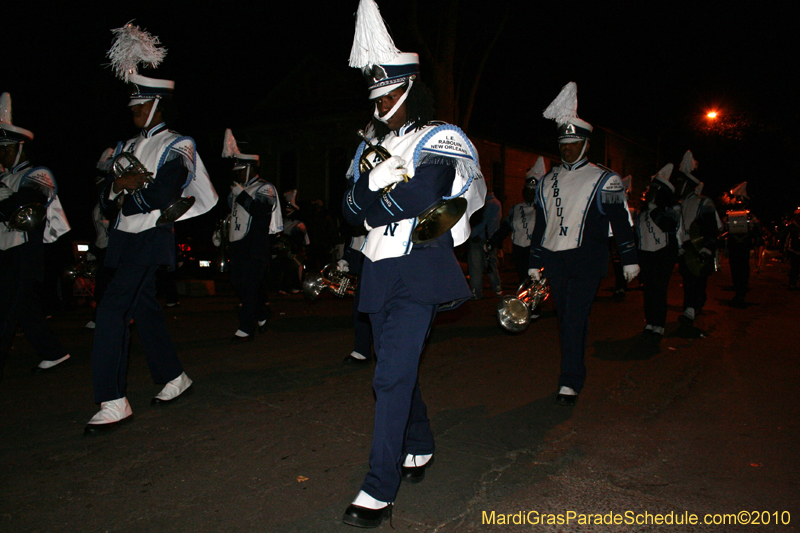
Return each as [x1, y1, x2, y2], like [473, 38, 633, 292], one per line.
[85, 397, 133, 434]
[151, 372, 193, 405]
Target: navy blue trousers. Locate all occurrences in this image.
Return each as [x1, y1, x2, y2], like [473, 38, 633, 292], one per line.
[91, 264, 182, 403]
[0, 244, 68, 370]
[361, 277, 436, 503]
[639, 245, 677, 328]
[678, 255, 709, 311]
[548, 273, 602, 394]
[230, 256, 269, 335]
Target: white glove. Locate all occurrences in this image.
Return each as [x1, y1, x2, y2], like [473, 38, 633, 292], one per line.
[231, 182, 245, 196]
[699, 247, 713, 259]
[528, 268, 542, 281]
[368, 156, 407, 192]
[337, 259, 349, 272]
[0, 184, 12, 201]
[623, 264, 640, 282]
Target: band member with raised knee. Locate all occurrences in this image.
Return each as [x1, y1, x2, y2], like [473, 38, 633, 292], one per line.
[528, 82, 639, 407]
[221, 129, 282, 342]
[340, 1, 486, 526]
[86, 23, 217, 433]
[0, 92, 71, 381]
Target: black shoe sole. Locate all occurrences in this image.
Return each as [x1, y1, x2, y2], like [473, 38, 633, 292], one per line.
[342, 504, 392, 528]
[402, 456, 434, 484]
[84, 415, 134, 435]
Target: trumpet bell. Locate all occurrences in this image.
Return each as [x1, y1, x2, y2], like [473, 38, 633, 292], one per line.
[496, 276, 550, 333]
[412, 197, 468, 244]
[8, 203, 47, 232]
[359, 144, 394, 174]
[302, 271, 326, 300]
[302, 263, 357, 301]
[497, 296, 532, 332]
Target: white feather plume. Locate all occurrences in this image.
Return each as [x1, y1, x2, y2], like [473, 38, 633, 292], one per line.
[107, 21, 167, 82]
[543, 82, 578, 125]
[222, 128, 241, 158]
[679, 150, 698, 175]
[0, 92, 11, 125]
[622, 175, 633, 195]
[349, 0, 400, 69]
[654, 163, 673, 182]
[730, 181, 748, 198]
[526, 156, 547, 180]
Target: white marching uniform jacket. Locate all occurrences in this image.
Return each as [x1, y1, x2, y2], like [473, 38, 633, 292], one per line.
[228, 177, 283, 243]
[109, 123, 218, 234]
[636, 204, 681, 252]
[345, 122, 486, 262]
[530, 159, 637, 275]
[0, 161, 70, 251]
[506, 202, 536, 247]
[678, 192, 723, 247]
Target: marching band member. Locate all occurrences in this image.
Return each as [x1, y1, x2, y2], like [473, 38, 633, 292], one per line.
[724, 182, 759, 308]
[86, 23, 217, 433]
[636, 163, 681, 340]
[340, 0, 486, 526]
[0, 92, 71, 381]
[221, 129, 282, 342]
[528, 82, 639, 406]
[488, 157, 545, 284]
[675, 150, 722, 326]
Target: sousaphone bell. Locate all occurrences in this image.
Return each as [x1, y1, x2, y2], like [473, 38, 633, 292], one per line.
[357, 130, 467, 245]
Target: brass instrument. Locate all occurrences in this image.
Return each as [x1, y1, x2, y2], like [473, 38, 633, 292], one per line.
[356, 130, 468, 245]
[1, 182, 47, 232]
[111, 152, 196, 226]
[64, 257, 98, 282]
[8, 203, 47, 231]
[683, 221, 725, 277]
[212, 215, 231, 273]
[497, 275, 550, 333]
[302, 263, 358, 300]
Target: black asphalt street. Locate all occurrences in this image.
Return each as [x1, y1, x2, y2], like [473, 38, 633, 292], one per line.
[2, 253, 798, 532]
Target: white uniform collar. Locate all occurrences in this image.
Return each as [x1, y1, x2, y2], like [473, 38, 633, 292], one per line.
[10, 160, 32, 173]
[141, 122, 168, 138]
[561, 158, 589, 171]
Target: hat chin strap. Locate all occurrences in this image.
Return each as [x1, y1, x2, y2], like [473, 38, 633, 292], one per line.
[13, 142, 24, 167]
[561, 139, 588, 165]
[373, 78, 414, 125]
[145, 97, 161, 130]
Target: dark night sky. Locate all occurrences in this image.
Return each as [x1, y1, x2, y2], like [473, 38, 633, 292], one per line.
[4, 1, 796, 236]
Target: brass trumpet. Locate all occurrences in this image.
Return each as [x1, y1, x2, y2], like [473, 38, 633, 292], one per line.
[497, 275, 550, 332]
[302, 263, 358, 300]
[1, 182, 47, 232]
[355, 130, 467, 245]
[111, 152, 196, 226]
